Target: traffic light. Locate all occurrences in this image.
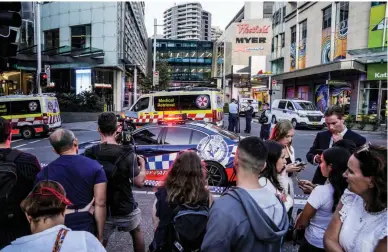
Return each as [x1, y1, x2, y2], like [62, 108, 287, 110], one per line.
[40, 73, 48, 87]
[0, 2, 22, 58]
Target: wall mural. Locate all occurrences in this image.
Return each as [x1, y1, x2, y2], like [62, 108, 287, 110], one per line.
[290, 42, 296, 71]
[321, 28, 331, 64]
[298, 38, 306, 69]
[333, 19, 348, 61]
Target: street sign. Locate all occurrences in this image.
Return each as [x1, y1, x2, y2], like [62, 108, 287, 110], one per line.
[272, 79, 277, 85]
[44, 64, 51, 86]
[153, 71, 159, 86]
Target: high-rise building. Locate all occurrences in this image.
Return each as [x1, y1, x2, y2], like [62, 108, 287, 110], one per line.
[163, 2, 212, 41]
[211, 26, 223, 41]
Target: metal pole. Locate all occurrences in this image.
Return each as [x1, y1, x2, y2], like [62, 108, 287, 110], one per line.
[153, 18, 157, 87]
[295, 8, 299, 70]
[222, 41, 226, 101]
[134, 67, 138, 103]
[36, 2, 42, 94]
[269, 75, 272, 113]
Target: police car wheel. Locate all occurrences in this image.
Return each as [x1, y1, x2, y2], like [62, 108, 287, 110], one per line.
[271, 116, 277, 124]
[291, 119, 297, 129]
[21, 126, 35, 139]
[205, 161, 227, 187]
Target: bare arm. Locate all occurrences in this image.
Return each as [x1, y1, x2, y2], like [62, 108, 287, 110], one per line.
[323, 202, 345, 252]
[374, 237, 387, 252]
[134, 155, 146, 188]
[295, 203, 317, 229]
[94, 182, 107, 243]
[208, 192, 214, 208]
[152, 199, 159, 231]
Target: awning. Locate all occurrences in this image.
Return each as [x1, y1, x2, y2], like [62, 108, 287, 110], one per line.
[272, 59, 366, 81]
[347, 47, 387, 64]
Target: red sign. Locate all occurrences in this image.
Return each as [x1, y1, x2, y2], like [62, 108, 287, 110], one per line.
[237, 24, 270, 34]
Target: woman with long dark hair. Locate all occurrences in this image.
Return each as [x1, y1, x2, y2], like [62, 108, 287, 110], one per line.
[259, 140, 293, 211]
[149, 151, 213, 251]
[295, 146, 351, 252]
[324, 144, 387, 252]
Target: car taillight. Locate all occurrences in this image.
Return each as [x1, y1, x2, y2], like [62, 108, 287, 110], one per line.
[43, 116, 49, 124]
[212, 110, 217, 123]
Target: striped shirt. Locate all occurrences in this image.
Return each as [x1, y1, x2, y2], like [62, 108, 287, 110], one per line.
[0, 149, 41, 250]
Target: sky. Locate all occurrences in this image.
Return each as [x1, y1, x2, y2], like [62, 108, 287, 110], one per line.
[144, 1, 245, 37]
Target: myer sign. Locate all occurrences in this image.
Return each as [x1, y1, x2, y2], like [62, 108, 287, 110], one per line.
[367, 63, 387, 80]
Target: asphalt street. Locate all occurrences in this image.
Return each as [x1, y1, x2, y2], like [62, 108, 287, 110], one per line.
[10, 119, 387, 252]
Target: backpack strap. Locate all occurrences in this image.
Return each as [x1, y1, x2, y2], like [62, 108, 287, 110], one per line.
[52, 228, 68, 252]
[4, 149, 22, 163]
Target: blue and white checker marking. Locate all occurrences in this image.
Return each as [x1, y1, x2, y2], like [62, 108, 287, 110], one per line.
[145, 180, 227, 194]
[146, 152, 179, 170]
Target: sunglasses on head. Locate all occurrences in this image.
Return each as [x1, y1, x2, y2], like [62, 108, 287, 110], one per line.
[29, 180, 72, 206]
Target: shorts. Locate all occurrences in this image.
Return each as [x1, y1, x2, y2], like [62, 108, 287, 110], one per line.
[103, 207, 142, 241]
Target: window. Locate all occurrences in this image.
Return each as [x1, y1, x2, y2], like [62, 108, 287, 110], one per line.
[0, 102, 10, 116]
[133, 128, 161, 145]
[44, 29, 59, 50]
[300, 20, 307, 40]
[271, 37, 274, 52]
[281, 33, 285, 48]
[274, 36, 278, 52]
[71, 24, 91, 49]
[283, 6, 286, 22]
[322, 6, 332, 30]
[294, 102, 317, 111]
[291, 26, 296, 44]
[164, 127, 191, 145]
[190, 130, 207, 144]
[10, 100, 42, 115]
[133, 97, 149, 112]
[278, 101, 287, 109]
[337, 2, 349, 23]
[358, 82, 380, 116]
[286, 101, 295, 111]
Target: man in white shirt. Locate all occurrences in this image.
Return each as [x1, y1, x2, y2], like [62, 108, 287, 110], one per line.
[228, 99, 239, 132]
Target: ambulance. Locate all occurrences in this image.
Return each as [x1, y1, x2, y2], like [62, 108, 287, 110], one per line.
[0, 94, 61, 139]
[125, 87, 225, 127]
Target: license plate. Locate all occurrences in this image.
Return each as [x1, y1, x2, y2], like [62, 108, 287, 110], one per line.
[311, 122, 318, 125]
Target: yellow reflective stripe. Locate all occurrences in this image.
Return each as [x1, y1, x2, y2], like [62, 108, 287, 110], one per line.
[2, 113, 43, 119]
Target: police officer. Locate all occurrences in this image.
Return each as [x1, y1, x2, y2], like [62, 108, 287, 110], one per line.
[228, 99, 238, 132]
[244, 100, 254, 134]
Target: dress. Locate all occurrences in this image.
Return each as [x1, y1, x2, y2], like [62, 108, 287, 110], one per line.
[338, 189, 387, 252]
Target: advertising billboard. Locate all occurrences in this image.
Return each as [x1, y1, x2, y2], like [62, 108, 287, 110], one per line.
[368, 2, 388, 48]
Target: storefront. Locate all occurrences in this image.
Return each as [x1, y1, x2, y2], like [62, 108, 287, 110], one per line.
[357, 63, 387, 121]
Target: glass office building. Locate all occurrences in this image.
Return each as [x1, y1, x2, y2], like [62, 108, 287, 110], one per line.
[147, 39, 214, 84]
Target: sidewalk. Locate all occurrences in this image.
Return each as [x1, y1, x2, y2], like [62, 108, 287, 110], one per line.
[61, 121, 97, 131]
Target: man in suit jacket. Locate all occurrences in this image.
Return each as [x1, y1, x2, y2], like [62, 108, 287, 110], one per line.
[306, 105, 366, 185]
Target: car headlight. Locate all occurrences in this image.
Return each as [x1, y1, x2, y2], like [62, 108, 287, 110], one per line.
[298, 113, 307, 117]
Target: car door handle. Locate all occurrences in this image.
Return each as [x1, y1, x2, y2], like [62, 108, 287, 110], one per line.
[283, 110, 287, 113]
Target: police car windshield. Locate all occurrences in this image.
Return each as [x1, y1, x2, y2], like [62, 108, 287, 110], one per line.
[294, 101, 317, 111]
[204, 124, 239, 141]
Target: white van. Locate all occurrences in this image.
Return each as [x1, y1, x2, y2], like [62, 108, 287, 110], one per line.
[0, 94, 61, 139]
[239, 98, 259, 117]
[271, 99, 325, 129]
[125, 88, 225, 127]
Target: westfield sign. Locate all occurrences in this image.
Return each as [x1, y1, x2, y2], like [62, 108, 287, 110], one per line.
[237, 24, 270, 34]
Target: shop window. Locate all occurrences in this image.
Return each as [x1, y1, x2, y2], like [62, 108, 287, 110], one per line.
[358, 82, 380, 116]
[322, 6, 332, 30]
[71, 24, 91, 49]
[44, 29, 59, 50]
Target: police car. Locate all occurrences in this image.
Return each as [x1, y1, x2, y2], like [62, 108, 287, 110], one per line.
[78, 117, 239, 190]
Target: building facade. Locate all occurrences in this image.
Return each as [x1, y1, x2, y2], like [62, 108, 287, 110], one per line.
[225, 2, 273, 30]
[147, 38, 213, 86]
[2, 2, 148, 112]
[211, 26, 223, 41]
[163, 3, 212, 41]
[271, 2, 387, 120]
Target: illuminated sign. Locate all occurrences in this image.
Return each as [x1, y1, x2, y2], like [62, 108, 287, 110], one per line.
[234, 46, 264, 52]
[237, 24, 270, 34]
[236, 37, 267, 43]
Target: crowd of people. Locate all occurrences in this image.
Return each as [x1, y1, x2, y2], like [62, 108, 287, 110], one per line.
[0, 105, 386, 252]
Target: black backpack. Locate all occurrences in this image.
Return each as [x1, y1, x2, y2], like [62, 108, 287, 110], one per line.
[163, 204, 209, 252]
[259, 110, 269, 124]
[0, 149, 22, 222]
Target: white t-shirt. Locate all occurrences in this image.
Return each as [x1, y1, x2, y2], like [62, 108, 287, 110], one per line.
[305, 183, 335, 248]
[2, 225, 106, 252]
[339, 189, 387, 252]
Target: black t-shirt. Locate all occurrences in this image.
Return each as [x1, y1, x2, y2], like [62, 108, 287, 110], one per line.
[84, 143, 140, 216]
[0, 149, 41, 250]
